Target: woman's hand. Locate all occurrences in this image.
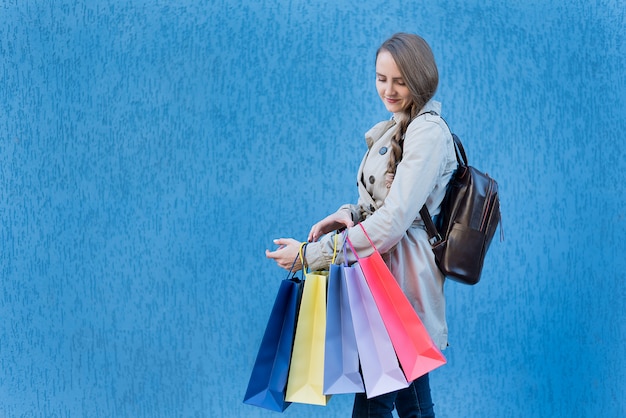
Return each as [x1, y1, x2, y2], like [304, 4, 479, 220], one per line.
[307, 210, 354, 242]
[265, 238, 303, 271]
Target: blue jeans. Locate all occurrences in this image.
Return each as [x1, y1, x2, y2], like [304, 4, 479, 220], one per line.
[352, 373, 435, 418]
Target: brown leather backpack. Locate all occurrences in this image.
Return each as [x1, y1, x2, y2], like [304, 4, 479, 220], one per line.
[420, 132, 501, 285]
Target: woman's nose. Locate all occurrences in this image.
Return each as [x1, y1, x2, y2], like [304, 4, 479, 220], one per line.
[384, 81, 395, 96]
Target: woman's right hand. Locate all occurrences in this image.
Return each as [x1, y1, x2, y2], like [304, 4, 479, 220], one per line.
[307, 209, 354, 242]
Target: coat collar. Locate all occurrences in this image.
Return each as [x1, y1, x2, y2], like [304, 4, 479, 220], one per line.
[364, 119, 396, 149]
[395, 99, 442, 121]
[364, 100, 442, 148]
[419, 99, 442, 117]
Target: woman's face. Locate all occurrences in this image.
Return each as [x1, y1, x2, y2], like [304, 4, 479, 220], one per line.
[376, 50, 412, 113]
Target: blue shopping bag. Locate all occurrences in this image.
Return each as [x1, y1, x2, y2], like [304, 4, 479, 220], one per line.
[243, 271, 303, 412]
[323, 262, 365, 395]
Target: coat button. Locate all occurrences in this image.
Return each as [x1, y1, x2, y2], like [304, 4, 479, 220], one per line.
[379, 146, 388, 155]
[369, 175, 375, 184]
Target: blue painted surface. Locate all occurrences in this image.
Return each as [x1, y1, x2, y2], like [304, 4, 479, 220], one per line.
[1, 1, 624, 417]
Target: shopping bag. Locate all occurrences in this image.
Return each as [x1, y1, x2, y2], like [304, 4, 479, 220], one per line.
[344, 259, 409, 398]
[243, 271, 303, 412]
[285, 244, 331, 406]
[324, 263, 365, 395]
[323, 233, 365, 395]
[349, 223, 446, 382]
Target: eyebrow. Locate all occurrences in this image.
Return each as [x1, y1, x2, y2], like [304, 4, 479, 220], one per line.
[376, 73, 404, 80]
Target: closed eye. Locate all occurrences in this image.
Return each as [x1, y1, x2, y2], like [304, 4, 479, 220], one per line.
[376, 73, 405, 85]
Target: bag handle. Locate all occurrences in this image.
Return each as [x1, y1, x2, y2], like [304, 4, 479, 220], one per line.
[285, 243, 306, 281]
[342, 233, 350, 265]
[358, 223, 376, 250]
[331, 231, 340, 264]
[333, 230, 351, 265]
[345, 236, 359, 262]
[345, 223, 377, 261]
[299, 231, 343, 277]
[298, 242, 310, 278]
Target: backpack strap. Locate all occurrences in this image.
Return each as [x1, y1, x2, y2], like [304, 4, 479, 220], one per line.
[418, 114, 467, 246]
[451, 134, 468, 167]
[420, 205, 442, 245]
[420, 111, 467, 165]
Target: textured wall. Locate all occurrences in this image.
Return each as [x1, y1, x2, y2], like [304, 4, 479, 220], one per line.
[1, 1, 624, 417]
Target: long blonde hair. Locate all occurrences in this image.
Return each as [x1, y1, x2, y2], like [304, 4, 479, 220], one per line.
[377, 33, 439, 184]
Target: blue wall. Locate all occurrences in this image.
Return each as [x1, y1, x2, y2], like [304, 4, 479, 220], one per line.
[1, 1, 624, 417]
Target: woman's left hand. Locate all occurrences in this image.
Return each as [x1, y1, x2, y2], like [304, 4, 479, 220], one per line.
[265, 238, 303, 271]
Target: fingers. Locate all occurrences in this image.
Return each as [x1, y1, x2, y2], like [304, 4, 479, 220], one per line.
[265, 239, 288, 260]
[266, 238, 302, 271]
[308, 225, 320, 242]
[271, 238, 288, 248]
[308, 220, 327, 242]
[309, 216, 355, 242]
[265, 248, 290, 270]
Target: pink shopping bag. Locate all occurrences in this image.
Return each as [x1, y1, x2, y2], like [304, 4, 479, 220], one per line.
[348, 224, 446, 382]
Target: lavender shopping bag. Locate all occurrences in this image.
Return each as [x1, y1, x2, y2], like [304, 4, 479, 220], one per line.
[344, 261, 409, 398]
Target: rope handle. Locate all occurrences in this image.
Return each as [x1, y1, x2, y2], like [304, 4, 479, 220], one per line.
[358, 223, 376, 250]
[284, 242, 307, 281]
[331, 231, 339, 264]
[298, 241, 308, 279]
[298, 241, 309, 278]
[299, 230, 345, 273]
[342, 230, 353, 265]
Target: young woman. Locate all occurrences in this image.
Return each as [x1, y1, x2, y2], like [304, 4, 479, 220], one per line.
[266, 32, 458, 418]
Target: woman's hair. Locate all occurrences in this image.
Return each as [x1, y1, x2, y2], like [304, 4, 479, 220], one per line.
[377, 33, 439, 184]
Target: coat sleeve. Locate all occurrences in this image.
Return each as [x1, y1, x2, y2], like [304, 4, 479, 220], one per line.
[305, 114, 450, 271]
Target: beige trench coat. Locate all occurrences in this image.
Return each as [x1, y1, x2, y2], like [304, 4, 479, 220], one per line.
[306, 100, 458, 350]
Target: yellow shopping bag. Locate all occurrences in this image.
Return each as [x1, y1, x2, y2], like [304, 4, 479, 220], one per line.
[285, 243, 330, 406]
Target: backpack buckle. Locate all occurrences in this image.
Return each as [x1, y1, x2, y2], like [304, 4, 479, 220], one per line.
[429, 234, 442, 246]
